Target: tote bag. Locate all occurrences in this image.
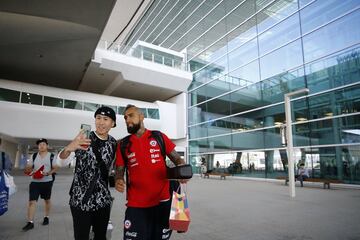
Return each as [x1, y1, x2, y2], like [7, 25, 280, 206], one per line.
[169, 184, 190, 232]
[0, 171, 9, 216]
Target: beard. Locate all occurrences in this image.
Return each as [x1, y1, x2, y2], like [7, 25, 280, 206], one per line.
[127, 122, 141, 134]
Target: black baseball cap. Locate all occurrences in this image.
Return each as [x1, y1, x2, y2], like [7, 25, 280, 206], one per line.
[36, 138, 48, 145]
[94, 106, 117, 127]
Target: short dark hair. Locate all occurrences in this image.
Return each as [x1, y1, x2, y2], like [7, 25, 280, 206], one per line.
[36, 138, 48, 145]
[124, 104, 136, 113]
[124, 104, 143, 115]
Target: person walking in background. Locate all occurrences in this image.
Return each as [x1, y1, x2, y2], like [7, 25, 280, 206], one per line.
[57, 106, 117, 240]
[115, 104, 188, 240]
[0, 138, 12, 173]
[22, 138, 58, 231]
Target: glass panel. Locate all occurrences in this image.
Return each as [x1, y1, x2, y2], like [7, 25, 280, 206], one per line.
[305, 45, 360, 94]
[309, 145, 360, 183]
[21, 92, 42, 105]
[206, 94, 231, 117]
[260, 39, 303, 80]
[0, 88, 20, 102]
[293, 85, 360, 121]
[44, 96, 63, 108]
[300, 0, 360, 35]
[118, 106, 125, 115]
[303, 9, 360, 63]
[139, 108, 148, 118]
[204, 75, 230, 99]
[227, 16, 257, 53]
[299, 0, 312, 8]
[232, 129, 265, 150]
[258, 13, 300, 55]
[64, 100, 82, 110]
[262, 67, 306, 104]
[189, 86, 207, 106]
[231, 109, 264, 130]
[230, 82, 263, 113]
[190, 56, 228, 89]
[188, 104, 205, 126]
[256, 0, 299, 33]
[148, 108, 160, 119]
[84, 102, 100, 112]
[293, 115, 360, 147]
[207, 134, 232, 152]
[228, 60, 260, 89]
[228, 38, 258, 72]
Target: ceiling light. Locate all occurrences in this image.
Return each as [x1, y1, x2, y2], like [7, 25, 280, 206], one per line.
[324, 112, 333, 117]
[296, 117, 307, 122]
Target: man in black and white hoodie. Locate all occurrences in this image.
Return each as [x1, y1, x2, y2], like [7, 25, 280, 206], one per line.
[57, 106, 117, 240]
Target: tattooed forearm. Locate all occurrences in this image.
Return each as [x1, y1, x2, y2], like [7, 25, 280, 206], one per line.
[115, 166, 125, 180]
[168, 150, 185, 166]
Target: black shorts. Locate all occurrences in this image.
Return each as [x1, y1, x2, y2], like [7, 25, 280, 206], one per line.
[123, 200, 172, 240]
[29, 181, 53, 201]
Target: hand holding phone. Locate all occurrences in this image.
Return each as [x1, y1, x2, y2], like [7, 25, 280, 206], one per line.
[81, 124, 91, 138]
[80, 124, 91, 150]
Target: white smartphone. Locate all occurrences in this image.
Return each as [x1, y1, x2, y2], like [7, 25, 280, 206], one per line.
[80, 124, 91, 138]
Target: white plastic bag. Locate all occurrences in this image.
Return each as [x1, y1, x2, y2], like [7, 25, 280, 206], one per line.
[4, 172, 16, 196]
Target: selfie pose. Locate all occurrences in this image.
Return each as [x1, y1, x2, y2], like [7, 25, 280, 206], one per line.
[57, 106, 117, 240]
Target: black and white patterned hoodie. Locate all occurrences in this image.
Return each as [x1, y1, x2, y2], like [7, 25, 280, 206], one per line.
[69, 131, 117, 211]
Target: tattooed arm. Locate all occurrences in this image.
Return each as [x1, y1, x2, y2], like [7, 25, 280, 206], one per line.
[168, 150, 185, 166]
[115, 166, 126, 193]
[168, 150, 189, 183]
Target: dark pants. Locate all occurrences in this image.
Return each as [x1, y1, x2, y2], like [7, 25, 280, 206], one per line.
[297, 175, 308, 187]
[70, 205, 111, 240]
[123, 200, 172, 240]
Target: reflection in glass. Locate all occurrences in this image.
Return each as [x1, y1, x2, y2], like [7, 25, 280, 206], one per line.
[300, 0, 360, 35]
[0, 88, 20, 103]
[148, 108, 160, 119]
[84, 102, 100, 112]
[44, 96, 63, 108]
[21, 92, 42, 105]
[64, 100, 82, 110]
[260, 39, 303, 80]
[302, 9, 360, 63]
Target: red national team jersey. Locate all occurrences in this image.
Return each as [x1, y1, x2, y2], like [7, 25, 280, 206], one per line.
[116, 129, 175, 207]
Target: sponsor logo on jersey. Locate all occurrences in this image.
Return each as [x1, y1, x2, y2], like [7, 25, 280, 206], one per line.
[125, 231, 138, 237]
[150, 149, 160, 153]
[150, 140, 157, 147]
[124, 220, 131, 229]
[151, 154, 160, 158]
[151, 159, 161, 164]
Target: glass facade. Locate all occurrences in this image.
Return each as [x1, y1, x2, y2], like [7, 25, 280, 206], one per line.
[183, 0, 360, 184]
[127, 0, 360, 184]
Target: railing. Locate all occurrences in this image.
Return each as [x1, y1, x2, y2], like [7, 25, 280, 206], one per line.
[97, 40, 189, 71]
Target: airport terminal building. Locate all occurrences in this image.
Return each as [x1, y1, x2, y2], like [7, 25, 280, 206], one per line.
[1, 0, 359, 184]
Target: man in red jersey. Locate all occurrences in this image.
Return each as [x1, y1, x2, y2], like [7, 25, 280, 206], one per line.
[115, 104, 188, 240]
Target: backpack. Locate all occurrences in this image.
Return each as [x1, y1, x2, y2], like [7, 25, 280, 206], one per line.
[32, 153, 56, 182]
[119, 130, 180, 196]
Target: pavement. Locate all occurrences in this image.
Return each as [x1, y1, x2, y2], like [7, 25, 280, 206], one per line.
[1, 169, 360, 240]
